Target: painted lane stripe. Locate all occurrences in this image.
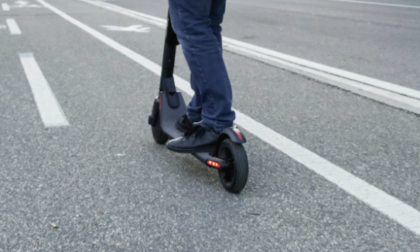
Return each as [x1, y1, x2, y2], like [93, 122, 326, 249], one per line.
[331, 0, 420, 9]
[36, 0, 420, 236]
[79, 0, 420, 101]
[6, 19, 22, 35]
[222, 37, 420, 100]
[112, 0, 420, 104]
[78, 0, 420, 116]
[79, 0, 166, 29]
[2, 3, 10, 11]
[223, 42, 420, 115]
[19, 53, 69, 127]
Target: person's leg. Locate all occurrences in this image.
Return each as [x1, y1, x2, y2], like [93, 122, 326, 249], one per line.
[186, 73, 202, 122]
[210, 0, 225, 52]
[168, 0, 235, 133]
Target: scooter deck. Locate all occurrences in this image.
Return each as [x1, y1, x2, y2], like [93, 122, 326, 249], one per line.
[159, 92, 187, 139]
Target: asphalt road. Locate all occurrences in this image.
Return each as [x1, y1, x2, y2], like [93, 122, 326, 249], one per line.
[110, 0, 420, 90]
[1, 0, 420, 251]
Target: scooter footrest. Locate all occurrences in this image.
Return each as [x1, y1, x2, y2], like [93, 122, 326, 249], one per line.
[159, 92, 187, 139]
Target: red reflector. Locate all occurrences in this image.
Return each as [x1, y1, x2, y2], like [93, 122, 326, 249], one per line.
[207, 160, 221, 168]
[233, 128, 243, 140]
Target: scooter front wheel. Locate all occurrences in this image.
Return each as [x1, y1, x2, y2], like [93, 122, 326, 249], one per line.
[217, 138, 249, 193]
[151, 111, 169, 144]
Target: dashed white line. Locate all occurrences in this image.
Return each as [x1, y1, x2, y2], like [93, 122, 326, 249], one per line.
[331, 0, 420, 9]
[2, 3, 10, 11]
[19, 53, 69, 127]
[6, 19, 21, 35]
[36, 0, 420, 236]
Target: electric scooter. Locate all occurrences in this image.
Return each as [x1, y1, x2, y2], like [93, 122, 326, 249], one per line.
[148, 14, 249, 193]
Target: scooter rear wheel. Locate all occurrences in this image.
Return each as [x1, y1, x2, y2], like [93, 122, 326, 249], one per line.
[217, 138, 249, 193]
[152, 112, 169, 144]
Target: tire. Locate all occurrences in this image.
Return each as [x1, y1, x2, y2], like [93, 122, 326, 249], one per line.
[217, 138, 249, 193]
[152, 112, 169, 144]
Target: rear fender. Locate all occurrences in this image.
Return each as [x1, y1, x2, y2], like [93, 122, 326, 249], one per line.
[215, 126, 246, 155]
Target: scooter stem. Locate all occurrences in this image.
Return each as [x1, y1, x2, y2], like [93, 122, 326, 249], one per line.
[160, 12, 179, 90]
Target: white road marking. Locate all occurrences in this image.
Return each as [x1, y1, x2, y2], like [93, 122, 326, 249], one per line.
[222, 37, 420, 100]
[222, 40, 420, 115]
[79, 0, 166, 28]
[331, 0, 420, 9]
[101, 24, 150, 33]
[37, 0, 420, 236]
[6, 19, 21, 35]
[0, 25, 7, 30]
[2, 3, 10, 11]
[78, 0, 420, 116]
[19, 53, 69, 127]
[12, 0, 42, 8]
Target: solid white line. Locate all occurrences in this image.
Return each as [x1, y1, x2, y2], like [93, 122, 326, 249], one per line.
[331, 0, 420, 9]
[80, 0, 166, 29]
[222, 37, 420, 100]
[19, 53, 69, 127]
[235, 111, 420, 236]
[2, 3, 10, 11]
[6, 19, 22, 35]
[223, 42, 420, 115]
[37, 0, 420, 236]
[78, 0, 420, 108]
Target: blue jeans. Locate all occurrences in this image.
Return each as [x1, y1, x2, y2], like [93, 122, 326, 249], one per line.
[168, 0, 235, 132]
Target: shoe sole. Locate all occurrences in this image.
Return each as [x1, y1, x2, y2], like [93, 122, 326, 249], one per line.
[167, 144, 216, 154]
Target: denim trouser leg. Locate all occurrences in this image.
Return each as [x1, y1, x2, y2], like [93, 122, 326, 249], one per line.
[186, 73, 202, 122]
[168, 0, 235, 132]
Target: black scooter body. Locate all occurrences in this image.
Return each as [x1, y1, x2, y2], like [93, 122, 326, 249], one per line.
[148, 13, 249, 193]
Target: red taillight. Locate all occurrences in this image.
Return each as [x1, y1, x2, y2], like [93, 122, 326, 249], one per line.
[159, 94, 161, 109]
[207, 160, 221, 168]
[233, 128, 243, 140]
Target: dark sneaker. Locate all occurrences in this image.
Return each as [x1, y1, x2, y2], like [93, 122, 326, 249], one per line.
[176, 115, 194, 133]
[167, 125, 219, 153]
